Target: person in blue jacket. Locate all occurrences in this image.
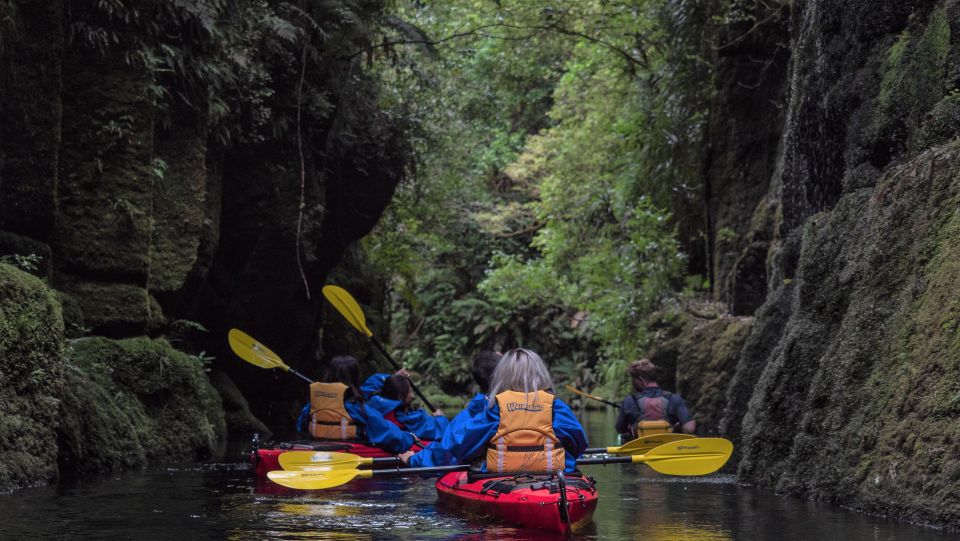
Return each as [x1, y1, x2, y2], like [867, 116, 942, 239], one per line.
[362, 370, 450, 442]
[400, 348, 587, 473]
[295, 356, 416, 454]
[404, 350, 502, 468]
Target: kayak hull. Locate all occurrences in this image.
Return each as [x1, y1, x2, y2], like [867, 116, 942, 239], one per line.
[435, 471, 598, 535]
[252, 441, 422, 478]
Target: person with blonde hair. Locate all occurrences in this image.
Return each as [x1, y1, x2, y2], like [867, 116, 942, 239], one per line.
[615, 358, 695, 440]
[400, 348, 587, 473]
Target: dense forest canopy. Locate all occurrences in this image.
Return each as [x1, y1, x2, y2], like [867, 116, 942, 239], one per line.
[364, 0, 728, 397]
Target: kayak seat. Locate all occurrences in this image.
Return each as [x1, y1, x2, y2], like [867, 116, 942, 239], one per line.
[473, 473, 596, 497]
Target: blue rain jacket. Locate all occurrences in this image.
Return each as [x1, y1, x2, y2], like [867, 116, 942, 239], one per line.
[409, 393, 488, 468]
[412, 393, 588, 473]
[295, 397, 416, 454]
[360, 373, 450, 441]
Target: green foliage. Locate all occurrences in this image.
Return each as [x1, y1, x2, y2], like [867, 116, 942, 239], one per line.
[0, 253, 41, 273]
[66, 0, 399, 145]
[361, 0, 706, 396]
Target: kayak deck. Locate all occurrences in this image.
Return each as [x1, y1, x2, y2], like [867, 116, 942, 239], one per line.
[436, 471, 598, 534]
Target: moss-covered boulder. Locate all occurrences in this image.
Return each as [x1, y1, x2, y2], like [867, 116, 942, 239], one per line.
[0, 263, 65, 492]
[57, 337, 226, 476]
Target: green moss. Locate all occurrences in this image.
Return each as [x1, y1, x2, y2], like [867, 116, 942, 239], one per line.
[55, 279, 150, 333]
[147, 125, 208, 292]
[0, 263, 65, 492]
[916, 91, 960, 148]
[911, 7, 951, 114]
[58, 337, 226, 476]
[55, 58, 155, 277]
[873, 7, 952, 156]
[877, 31, 910, 113]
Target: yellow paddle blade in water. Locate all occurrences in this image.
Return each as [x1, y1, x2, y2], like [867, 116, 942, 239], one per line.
[322, 285, 373, 338]
[267, 469, 373, 490]
[227, 328, 288, 370]
[634, 438, 733, 476]
[278, 451, 374, 471]
[611, 433, 697, 455]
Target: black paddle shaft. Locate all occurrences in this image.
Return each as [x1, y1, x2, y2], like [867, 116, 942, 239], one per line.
[373, 456, 633, 477]
[287, 367, 315, 385]
[369, 336, 438, 412]
[576, 455, 633, 466]
[372, 464, 469, 477]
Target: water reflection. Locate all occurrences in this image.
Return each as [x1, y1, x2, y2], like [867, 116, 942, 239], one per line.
[0, 410, 951, 540]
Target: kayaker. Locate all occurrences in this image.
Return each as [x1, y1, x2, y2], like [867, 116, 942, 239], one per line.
[294, 356, 416, 453]
[403, 350, 503, 468]
[615, 358, 696, 440]
[363, 370, 450, 441]
[400, 348, 588, 473]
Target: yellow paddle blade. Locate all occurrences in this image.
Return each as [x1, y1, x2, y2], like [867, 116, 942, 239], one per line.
[227, 328, 289, 370]
[612, 433, 697, 455]
[267, 469, 373, 490]
[635, 438, 733, 476]
[322, 285, 373, 338]
[278, 451, 373, 471]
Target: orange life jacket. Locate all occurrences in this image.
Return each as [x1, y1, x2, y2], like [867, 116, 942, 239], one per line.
[631, 392, 673, 437]
[308, 382, 358, 440]
[486, 390, 565, 473]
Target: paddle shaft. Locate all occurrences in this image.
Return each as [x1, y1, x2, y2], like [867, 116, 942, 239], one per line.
[565, 385, 620, 408]
[286, 366, 314, 385]
[367, 464, 469, 477]
[590, 397, 620, 408]
[371, 455, 637, 476]
[369, 335, 437, 412]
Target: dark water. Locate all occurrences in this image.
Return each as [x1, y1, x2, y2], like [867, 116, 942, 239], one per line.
[0, 409, 952, 540]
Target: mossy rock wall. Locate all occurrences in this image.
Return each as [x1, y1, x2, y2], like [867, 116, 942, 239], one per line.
[734, 143, 960, 526]
[57, 337, 226, 476]
[0, 264, 65, 492]
[690, 0, 960, 526]
[0, 1, 407, 435]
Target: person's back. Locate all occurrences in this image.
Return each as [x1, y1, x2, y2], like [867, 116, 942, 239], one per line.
[295, 356, 419, 454]
[403, 348, 587, 473]
[304, 356, 363, 440]
[615, 359, 695, 440]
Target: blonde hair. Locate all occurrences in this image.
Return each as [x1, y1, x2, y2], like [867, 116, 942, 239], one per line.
[487, 348, 555, 406]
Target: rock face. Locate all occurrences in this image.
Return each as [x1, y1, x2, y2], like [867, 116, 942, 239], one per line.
[0, 265, 225, 491]
[0, 1, 406, 483]
[675, 0, 960, 527]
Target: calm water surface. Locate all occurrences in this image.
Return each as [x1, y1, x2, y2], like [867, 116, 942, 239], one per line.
[0, 409, 952, 540]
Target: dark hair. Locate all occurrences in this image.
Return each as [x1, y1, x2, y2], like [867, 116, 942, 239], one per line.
[380, 374, 412, 406]
[471, 351, 502, 393]
[324, 355, 363, 401]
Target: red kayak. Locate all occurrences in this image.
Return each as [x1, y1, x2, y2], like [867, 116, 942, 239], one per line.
[251, 440, 426, 478]
[436, 471, 598, 535]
